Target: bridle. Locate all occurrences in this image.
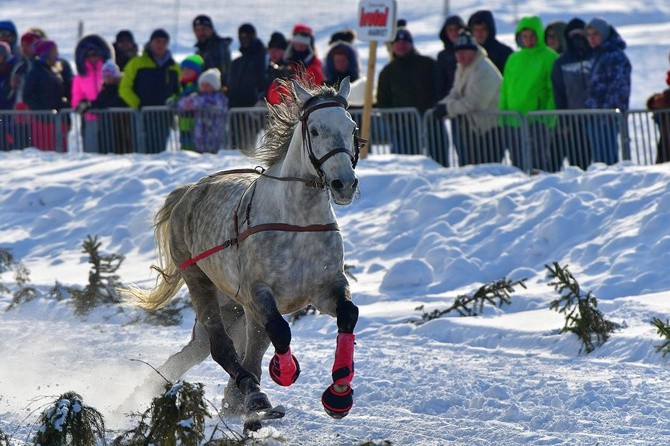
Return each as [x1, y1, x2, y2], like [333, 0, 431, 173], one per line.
[299, 96, 366, 174]
[178, 94, 366, 271]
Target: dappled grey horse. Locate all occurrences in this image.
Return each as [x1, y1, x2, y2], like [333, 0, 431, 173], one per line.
[125, 78, 362, 422]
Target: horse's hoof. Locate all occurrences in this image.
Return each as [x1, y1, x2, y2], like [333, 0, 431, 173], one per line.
[245, 391, 272, 412]
[269, 351, 301, 387]
[321, 384, 353, 419]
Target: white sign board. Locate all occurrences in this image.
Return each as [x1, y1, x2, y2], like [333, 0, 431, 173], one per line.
[356, 0, 397, 42]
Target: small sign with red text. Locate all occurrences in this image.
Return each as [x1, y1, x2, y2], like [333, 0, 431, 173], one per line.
[356, 0, 397, 42]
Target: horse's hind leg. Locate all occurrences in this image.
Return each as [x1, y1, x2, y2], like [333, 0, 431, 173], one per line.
[312, 281, 359, 419]
[184, 271, 271, 413]
[157, 319, 210, 380]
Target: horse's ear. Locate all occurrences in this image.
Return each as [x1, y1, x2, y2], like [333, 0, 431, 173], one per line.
[293, 80, 312, 105]
[337, 77, 351, 101]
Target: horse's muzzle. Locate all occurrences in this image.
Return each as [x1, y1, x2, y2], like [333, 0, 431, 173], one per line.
[330, 177, 358, 205]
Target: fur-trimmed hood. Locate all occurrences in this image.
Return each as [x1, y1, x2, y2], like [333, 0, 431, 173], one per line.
[74, 34, 114, 75]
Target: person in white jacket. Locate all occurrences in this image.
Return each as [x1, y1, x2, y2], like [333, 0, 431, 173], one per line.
[434, 29, 502, 165]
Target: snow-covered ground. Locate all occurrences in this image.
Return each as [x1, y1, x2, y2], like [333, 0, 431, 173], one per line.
[2, 1, 670, 445]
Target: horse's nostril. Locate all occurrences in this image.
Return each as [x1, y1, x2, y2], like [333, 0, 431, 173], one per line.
[352, 178, 359, 190]
[331, 179, 344, 190]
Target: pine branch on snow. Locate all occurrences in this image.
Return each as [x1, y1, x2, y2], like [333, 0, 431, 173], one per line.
[33, 391, 105, 446]
[412, 277, 527, 324]
[547, 262, 620, 354]
[651, 317, 670, 356]
[70, 235, 125, 315]
[113, 380, 210, 446]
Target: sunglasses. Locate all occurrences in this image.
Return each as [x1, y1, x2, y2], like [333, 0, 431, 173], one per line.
[0, 30, 12, 38]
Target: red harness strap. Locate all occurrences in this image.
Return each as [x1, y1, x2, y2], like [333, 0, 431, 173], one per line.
[178, 222, 339, 270]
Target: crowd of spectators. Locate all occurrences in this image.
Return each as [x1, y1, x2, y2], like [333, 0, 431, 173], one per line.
[0, 10, 661, 169]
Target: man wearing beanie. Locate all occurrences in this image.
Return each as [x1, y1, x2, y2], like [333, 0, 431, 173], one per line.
[377, 27, 438, 153]
[192, 14, 232, 91]
[433, 29, 502, 166]
[265, 31, 290, 102]
[119, 28, 180, 153]
[113, 30, 138, 71]
[551, 17, 594, 170]
[584, 17, 631, 165]
[228, 22, 266, 149]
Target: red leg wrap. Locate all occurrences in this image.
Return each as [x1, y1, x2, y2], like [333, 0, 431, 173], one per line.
[269, 347, 300, 387]
[332, 332, 355, 386]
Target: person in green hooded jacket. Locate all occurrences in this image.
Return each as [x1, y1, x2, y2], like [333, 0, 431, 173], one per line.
[499, 16, 558, 172]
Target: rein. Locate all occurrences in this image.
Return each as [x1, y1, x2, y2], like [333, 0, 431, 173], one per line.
[179, 97, 357, 271]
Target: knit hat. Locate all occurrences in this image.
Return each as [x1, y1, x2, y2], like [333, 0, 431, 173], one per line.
[0, 41, 10, 58]
[666, 70, 670, 87]
[181, 54, 204, 74]
[329, 29, 356, 45]
[150, 28, 169, 42]
[193, 14, 213, 29]
[291, 24, 314, 47]
[393, 29, 413, 44]
[33, 39, 56, 58]
[198, 68, 221, 90]
[238, 23, 256, 37]
[115, 30, 134, 43]
[268, 31, 288, 50]
[292, 24, 313, 37]
[454, 29, 478, 51]
[587, 17, 611, 41]
[101, 59, 121, 78]
[20, 31, 41, 47]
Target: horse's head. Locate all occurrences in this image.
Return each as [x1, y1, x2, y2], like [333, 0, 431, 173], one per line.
[294, 78, 361, 205]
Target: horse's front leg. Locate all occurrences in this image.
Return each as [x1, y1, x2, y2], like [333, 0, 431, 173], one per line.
[250, 283, 301, 388]
[314, 281, 359, 419]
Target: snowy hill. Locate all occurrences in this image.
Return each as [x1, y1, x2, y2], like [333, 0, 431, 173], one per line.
[1, 1, 670, 445]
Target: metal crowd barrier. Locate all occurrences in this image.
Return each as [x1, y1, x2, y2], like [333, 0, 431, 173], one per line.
[424, 108, 670, 172]
[2, 106, 669, 173]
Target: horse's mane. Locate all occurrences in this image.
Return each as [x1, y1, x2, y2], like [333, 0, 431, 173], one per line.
[241, 79, 341, 168]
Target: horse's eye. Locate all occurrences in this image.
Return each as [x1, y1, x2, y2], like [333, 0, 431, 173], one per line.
[310, 128, 319, 137]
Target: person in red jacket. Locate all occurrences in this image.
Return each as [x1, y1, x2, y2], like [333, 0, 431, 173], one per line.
[267, 24, 323, 105]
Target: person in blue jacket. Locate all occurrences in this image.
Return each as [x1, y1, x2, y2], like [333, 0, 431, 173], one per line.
[584, 17, 631, 165]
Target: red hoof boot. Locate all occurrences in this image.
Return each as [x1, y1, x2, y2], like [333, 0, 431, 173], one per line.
[321, 384, 353, 419]
[269, 349, 300, 387]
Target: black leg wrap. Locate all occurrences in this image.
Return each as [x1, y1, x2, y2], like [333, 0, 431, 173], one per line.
[336, 300, 359, 334]
[266, 315, 292, 354]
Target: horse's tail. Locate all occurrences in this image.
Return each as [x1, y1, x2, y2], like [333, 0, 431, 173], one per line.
[121, 186, 189, 311]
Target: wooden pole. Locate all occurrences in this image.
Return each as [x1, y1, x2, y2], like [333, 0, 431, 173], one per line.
[360, 40, 377, 159]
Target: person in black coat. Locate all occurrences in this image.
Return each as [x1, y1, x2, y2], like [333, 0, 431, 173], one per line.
[193, 14, 232, 90]
[228, 23, 266, 108]
[227, 23, 266, 150]
[550, 18, 594, 170]
[436, 15, 465, 100]
[113, 30, 138, 71]
[467, 10, 513, 74]
[23, 40, 69, 150]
